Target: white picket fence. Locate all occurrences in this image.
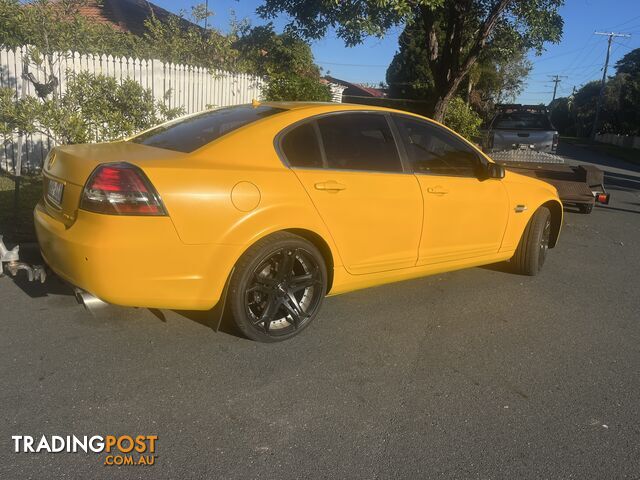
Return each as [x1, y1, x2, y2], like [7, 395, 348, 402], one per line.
[0, 45, 266, 174]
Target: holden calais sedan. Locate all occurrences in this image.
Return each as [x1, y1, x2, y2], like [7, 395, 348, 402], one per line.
[35, 102, 562, 342]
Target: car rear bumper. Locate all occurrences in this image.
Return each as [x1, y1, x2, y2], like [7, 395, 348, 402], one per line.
[34, 202, 242, 310]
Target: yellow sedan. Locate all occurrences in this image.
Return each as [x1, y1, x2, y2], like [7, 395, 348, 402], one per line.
[35, 102, 562, 342]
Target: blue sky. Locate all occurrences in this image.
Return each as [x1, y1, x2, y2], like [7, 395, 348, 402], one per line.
[153, 0, 640, 104]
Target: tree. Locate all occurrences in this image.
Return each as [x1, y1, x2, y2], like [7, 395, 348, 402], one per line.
[386, 17, 532, 119]
[443, 97, 482, 140]
[572, 81, 600, 137]
[386, 18, 436, 105]
[612, 48, 640, 135]
[234, 23, 331, 101]
[0, 72, 183, 145]
[258, 0, 563, 121]
[138, 6, 241, 71]
[263, 75, 331, 101]
[1, 1, 329, 103]
[548, 97, 573, 135]
[615, 48, 640, 76]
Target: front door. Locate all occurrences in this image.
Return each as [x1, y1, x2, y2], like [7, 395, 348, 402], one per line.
[392, 115, 509, 265]
[279, 112, 423, 275]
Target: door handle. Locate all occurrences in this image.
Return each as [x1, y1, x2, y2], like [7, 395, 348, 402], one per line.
[426, 186, 449, 195]
[314, 181, 347, 192]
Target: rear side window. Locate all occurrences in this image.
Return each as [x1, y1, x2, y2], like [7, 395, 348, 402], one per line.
[492, 113, 552, 130]
[317, 113, 403, 172]
[281, 123, 323, 168]
[394, 116, 480, 177]
[132, 105, 284, 153]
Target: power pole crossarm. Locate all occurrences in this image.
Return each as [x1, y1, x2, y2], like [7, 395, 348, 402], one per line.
[590, 31, 632, 140]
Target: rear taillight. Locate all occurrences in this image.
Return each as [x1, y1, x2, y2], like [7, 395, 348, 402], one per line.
[80, 163, 166, 216]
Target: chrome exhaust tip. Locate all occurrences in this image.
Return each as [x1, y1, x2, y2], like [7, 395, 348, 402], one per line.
[74, 288, 108, 313]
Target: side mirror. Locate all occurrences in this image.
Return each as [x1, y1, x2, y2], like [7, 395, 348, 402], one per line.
[486, 162, 505, 179]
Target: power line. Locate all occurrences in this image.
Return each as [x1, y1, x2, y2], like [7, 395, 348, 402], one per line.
[611, 39, 638, 51]
[601, 14, 640, 31]
[590, 31, 632, 140]
[558, 33, 599, 77]
[529, 45, 598, 64]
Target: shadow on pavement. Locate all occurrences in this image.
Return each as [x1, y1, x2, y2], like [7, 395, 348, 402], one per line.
[2, 241, 76, 299]
[172, 304, 245, 339]
[2, 238, 246, 339]
[595, 204, 640, 215]
[11, 272, 75, 299]
[557, 143, 640, 174]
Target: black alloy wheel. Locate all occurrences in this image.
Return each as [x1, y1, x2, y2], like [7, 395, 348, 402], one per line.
[512, 206, 552, 276]
[229, 233, 327, 342]
[539, 216, 551, 270]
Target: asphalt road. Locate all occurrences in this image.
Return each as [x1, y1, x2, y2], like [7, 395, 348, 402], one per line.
[1, 143, 639, 479]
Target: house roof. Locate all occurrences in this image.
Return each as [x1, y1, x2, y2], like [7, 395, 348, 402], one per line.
[76, 0, 197, 36]
[323, 76, 386, 98]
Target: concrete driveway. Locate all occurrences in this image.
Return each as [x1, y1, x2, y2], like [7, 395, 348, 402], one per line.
[1, 143, 639, 479]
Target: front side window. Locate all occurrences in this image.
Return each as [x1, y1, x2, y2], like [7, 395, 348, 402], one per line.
[280, 123, 323, 168]
[394, 116, 480, 177]
[316, 113, 403, 173]
[132, 105, 285, 153]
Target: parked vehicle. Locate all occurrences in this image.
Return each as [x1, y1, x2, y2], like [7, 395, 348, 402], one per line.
[34, 102, 563, 342]
[489, 150, 610, 214]
[486, 104, 559, 153]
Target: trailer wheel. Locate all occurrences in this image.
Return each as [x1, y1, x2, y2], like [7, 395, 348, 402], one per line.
[578, 203, 593, 214]
[512, 207, 552, 276]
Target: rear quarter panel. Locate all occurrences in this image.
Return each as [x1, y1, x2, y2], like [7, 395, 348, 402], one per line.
[142, 112, 345, 276]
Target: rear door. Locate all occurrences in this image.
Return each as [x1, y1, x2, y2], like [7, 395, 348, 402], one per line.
[392, 115, 509, 265]
[279, 112, 423, 275]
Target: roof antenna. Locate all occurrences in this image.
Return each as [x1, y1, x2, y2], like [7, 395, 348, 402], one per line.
[251, 98, 261, 108]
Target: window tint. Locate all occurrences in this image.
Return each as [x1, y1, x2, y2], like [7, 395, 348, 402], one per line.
[132, 105, 284, 153]
[317, 113, 402, 172]
[394, 116, 479, 177]
[493, 113, 552, 130]
[281, 123, 323, 168]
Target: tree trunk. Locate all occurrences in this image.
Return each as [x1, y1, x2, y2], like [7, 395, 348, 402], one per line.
[422, 0, 513, 122]
[432, 73, 467, 122]
[432, 95, 449, 122]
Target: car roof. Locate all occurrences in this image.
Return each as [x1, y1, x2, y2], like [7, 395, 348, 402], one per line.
[260, 101, 401, 115]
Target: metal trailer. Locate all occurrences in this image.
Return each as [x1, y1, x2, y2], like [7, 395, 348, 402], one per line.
[489, 149, 610, 214]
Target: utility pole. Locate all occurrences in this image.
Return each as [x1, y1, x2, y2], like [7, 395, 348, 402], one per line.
[590, 31, 631, 140]
[549, 75, 567, 103]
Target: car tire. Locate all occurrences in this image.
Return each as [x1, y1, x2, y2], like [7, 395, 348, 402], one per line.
[228, 232, 327, 342]
[512, 206, 552, 276]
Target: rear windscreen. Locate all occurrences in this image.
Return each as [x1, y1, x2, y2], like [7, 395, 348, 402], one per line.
[131, 105, 285, 152]
[493, 113, 552, 130]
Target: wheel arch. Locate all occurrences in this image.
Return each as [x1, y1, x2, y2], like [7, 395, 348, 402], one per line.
[282, 228, 335, 293]
[224, 227, 337, 297]
[541, 199, 563, 248]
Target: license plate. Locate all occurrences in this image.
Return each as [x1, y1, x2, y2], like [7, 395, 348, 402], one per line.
[47, 179, 64, 207]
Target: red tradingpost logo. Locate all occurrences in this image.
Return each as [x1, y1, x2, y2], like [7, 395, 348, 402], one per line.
[12, 435, 158, 466]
